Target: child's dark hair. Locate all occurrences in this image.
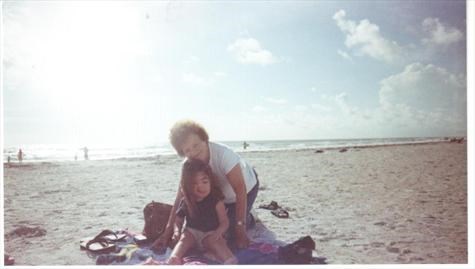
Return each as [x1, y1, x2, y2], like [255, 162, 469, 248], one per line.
[180, 158, 223, 218]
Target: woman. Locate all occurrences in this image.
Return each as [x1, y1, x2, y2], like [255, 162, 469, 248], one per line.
[153, 120, 259, 250]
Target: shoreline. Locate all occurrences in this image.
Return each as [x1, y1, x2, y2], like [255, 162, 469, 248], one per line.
[2, 139, 459, 166]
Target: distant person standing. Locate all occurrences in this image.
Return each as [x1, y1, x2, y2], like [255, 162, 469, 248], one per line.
[83, 147, 89, 160]
[243, 141, 249, 150]
[17, 149, 24, 163]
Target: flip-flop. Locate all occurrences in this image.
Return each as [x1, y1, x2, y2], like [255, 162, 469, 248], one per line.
[79, 229, 125, 253]
[271, 208, 289, 218]
[80, 237, 116, 253]
[133, 234, 148, 244]
[94, 229, 127, 242]
[103, 230, 127, 242]
[4, 254, 15, 265]
[80, 230, 127, 245]
[259, 201, 280, 210]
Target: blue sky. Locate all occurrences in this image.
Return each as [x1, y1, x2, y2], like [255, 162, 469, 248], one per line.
[2, 1, 469, 147]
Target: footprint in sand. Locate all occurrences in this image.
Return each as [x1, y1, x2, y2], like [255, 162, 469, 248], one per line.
[386, 246, 400, 253]
[370, 242, 385, 248]
[7, 226, 47, 239]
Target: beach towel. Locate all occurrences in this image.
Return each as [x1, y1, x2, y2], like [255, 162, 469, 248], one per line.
[82, 222, 326, 265]
[95, 241, 281, 265]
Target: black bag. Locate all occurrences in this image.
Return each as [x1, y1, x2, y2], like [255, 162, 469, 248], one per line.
[278, 236, 316, 264]
[142, 201, 172, 242]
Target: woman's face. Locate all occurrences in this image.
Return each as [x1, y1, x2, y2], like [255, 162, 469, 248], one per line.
[181, 133, 209, 163]
[192, 171, 211, 201]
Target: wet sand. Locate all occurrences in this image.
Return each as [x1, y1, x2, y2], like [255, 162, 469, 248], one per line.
[3, 142, 468, 265]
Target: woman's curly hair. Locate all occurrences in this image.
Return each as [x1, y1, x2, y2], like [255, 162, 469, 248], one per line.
[169, 120, 209, 156]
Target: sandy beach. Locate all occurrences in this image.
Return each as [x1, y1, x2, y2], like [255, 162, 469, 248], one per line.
[3, 141, 468, 265]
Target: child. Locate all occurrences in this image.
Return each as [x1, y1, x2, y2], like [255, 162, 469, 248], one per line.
[167, 159, 238, 265]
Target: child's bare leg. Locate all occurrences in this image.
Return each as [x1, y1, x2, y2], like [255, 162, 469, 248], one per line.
[203, 251, 218, 262]
[168, 230, 195, 265]
[202, 236, 237, 264]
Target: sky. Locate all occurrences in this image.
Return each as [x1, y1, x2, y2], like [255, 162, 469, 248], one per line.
[1, 0, 469, 147]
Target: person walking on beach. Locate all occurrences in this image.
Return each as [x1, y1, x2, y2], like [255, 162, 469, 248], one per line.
[17, 149, 23, 163]
[153, 120, 259, 251]
[167, 159, 237, 265]
[83, 147, 89, 160]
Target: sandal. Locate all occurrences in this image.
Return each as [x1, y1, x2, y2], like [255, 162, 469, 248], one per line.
[259, 201, 280, 210]
[95, 229, 127, 242]
[271, 208, 289, 218]
[80, 237, 116, 253]
[79, 229, 125, 253]
[4, 254, 15, 266]
[133, 234, 148, 244]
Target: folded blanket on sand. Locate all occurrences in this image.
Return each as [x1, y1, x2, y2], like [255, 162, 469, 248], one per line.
[81, 223, 326, 265]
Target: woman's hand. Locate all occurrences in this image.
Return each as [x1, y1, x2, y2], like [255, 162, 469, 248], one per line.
[152, 234, 170, 251]
[235, 225, 250, 249]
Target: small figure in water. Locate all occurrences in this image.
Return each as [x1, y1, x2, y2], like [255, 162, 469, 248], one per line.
[243, 141, 249, 150]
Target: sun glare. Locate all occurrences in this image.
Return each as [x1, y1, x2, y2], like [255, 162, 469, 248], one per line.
[27, 3, 148, 146]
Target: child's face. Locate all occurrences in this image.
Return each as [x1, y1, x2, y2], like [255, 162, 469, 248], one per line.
[192, 171, 211, 201]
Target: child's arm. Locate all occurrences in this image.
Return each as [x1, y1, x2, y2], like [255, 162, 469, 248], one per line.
[210, 200, 229, 240]
[171, 215, 184, 246]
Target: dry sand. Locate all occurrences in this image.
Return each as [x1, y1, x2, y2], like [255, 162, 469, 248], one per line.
[3, 142, 468, 265]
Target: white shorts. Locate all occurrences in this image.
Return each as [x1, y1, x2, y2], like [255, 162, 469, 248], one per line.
[186, 227, 214, 250]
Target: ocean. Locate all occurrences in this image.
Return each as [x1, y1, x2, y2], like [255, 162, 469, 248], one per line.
[2, 137, 451, 163]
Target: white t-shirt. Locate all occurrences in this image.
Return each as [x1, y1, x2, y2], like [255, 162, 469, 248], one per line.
[208, 142, 257, 204]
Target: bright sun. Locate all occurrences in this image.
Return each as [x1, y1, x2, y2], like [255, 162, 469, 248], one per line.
[28, 3, 148, 146]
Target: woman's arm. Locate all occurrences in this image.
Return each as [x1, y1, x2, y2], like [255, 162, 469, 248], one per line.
[226, 164, 250, 248]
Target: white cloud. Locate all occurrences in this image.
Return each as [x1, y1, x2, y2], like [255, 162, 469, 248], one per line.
[311, 103, 332, 112]
[379, 63, 465, 110]
[422, 17, 463, 46]
[184, 55, 200, 65]
[334, 92, 371, 119]
[333, 9, 402, 63]
[227, 38, 278, 65]
[313, 63, 466, 137]
[379, 63, 466, 133]
[337, 49, 353, 61]
[295, 105, 308, 112]
[252, 105, 267, 112]
[213, 71, 227, 77]
[335, 92, 352, 115]
[182, 72, 207, 86]
[264, 97, 287, 104]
